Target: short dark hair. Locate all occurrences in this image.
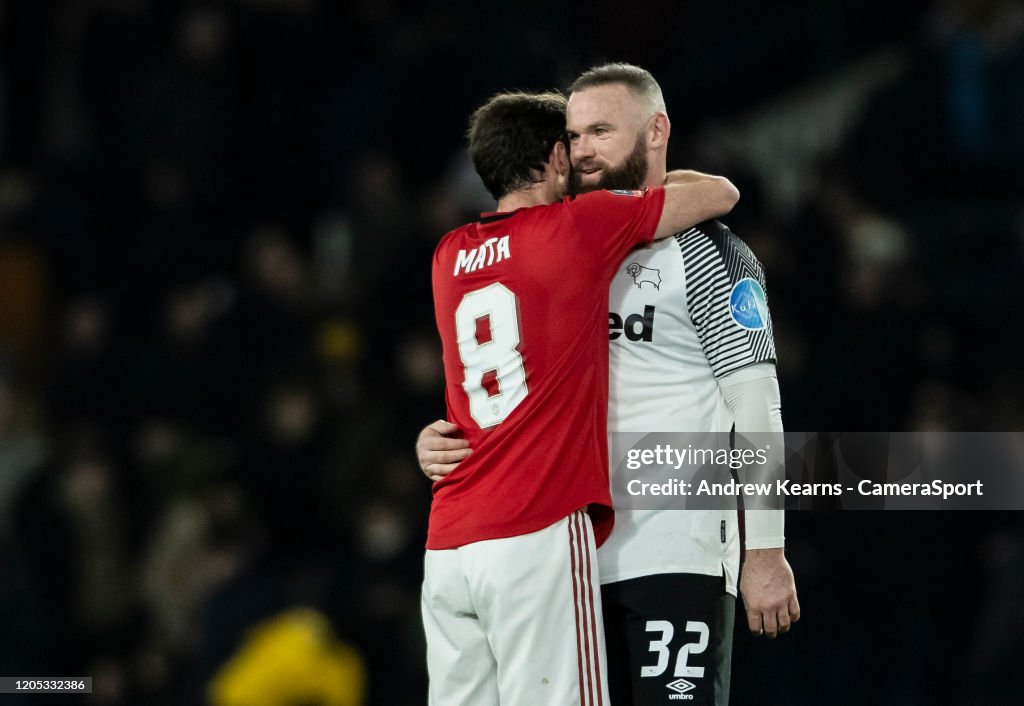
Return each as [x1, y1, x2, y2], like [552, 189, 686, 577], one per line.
[467, 91, 567, 201]
[568, 63, 665, 112]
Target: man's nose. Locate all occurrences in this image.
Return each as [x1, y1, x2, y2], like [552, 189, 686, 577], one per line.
[573, 134, 595, 159]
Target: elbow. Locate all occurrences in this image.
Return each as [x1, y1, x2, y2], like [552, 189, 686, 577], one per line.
[718, 178, 740, 214]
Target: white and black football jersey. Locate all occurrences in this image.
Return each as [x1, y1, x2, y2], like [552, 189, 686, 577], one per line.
[601, 220, 777, 593]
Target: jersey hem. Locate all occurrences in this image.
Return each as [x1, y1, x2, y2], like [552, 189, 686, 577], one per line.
[426, 501, 612, 550]
[600, 565, 737, 596]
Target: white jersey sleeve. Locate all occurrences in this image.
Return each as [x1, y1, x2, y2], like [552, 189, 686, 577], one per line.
[719, 363, 786, 549]
[679, 221, 776, 377]
[601, 222, 782, 593]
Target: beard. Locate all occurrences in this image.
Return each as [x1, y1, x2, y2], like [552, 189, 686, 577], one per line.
[570, 133, 649, 195]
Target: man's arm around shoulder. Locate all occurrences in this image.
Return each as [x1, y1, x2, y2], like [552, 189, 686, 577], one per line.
[655, 173, 739, 239]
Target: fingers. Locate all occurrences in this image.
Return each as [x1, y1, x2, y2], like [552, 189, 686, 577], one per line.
[424, 437, 471, 452]
[428, 419, 462, 435]
[777, 590, 798, 635]
[421, 449, 472, 479]
[418, 420, 468, 452]
[417, 442, 472, 474]
[746, 609, 763, 636]
[424, 448, 473, 464]
[748, 595, 800, 638]
[417, 420, 471, 478]
[789, 593, 801, 624]
[426, 462, 462, 481]
[777, 608, 791, 635]
[748, 608, 783, 638]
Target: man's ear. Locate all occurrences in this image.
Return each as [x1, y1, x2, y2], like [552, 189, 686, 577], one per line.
[550, 140, 569, 176]
[648, 112, 670, 149]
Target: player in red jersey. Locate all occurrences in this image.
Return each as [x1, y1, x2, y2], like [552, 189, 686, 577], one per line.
[423, 90, 739, 706]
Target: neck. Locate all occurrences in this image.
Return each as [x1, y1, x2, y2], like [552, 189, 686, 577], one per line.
[644, 154, 668, 188]
[496, 184, 551, 213]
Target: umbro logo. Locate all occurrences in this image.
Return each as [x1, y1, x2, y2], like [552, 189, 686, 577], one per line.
[666, 678, 696, 700]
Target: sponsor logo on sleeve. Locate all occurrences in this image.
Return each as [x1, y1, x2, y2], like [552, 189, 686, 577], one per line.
[728, 278, 768, 330]
[608, 189, 645, 197]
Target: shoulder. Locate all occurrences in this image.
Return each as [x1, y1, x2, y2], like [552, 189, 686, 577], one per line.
[677, 220, 764, 274]
[435, 222, 471, 253]
[678, 219, 748, 253]
[563, 188, 654, 210]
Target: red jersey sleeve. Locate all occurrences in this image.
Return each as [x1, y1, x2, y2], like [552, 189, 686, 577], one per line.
[564, 186, 666, 274]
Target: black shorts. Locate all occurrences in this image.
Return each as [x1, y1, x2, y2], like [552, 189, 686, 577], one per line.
[602, 573, 735, 706]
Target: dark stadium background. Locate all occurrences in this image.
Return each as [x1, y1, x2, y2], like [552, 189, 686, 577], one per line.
[0, 0, 1022, 704]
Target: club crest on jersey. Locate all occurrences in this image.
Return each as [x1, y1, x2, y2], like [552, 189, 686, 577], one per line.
[625, 262, 661, 290]
[729, 277, 768, 330]
[608, 189, 644, 197]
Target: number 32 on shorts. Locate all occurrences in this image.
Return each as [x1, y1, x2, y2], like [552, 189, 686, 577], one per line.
[455, 283, 528, 428]
[641, 620, 710, 678]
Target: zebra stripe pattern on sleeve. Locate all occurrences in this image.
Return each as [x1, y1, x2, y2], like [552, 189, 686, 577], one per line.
[676, 221, 777, 378]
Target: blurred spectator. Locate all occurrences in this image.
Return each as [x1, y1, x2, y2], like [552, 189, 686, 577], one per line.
[0, 233, 49, 361]
[848, 0, 1024, 205]
[0, 372, 47, 535]
[48, 295, 119, 424]
[208, 607, 365, 706]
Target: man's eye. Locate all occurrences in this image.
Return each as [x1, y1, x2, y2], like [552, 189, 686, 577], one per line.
[595, 128, 608, 136]
[567, 134, 579, 142]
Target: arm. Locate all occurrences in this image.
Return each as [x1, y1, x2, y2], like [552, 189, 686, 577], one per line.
[654, 176, 739, 239]
[721, 363, 785, 548]
[679, 221, 796, 636]
[719, 363, 800, 639]
[415, 420, 471, 481]
[663, 168, 727, 185]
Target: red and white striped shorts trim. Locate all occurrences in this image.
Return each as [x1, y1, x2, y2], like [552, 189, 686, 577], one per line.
[568, 510, 605, 706]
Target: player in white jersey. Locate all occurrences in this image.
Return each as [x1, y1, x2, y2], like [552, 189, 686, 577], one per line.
[418, 64, 799, 706]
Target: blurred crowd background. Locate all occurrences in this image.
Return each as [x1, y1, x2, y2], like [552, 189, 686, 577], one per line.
[0, 0, 1022, 704]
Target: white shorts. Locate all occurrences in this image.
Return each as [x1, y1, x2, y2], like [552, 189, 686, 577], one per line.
[422, 510, 609, 706]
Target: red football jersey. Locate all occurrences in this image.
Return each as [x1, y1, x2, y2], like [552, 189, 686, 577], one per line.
[427, 187, 666, 550]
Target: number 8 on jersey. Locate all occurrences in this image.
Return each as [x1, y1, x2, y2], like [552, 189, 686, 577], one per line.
[455, 282, 528, 428]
